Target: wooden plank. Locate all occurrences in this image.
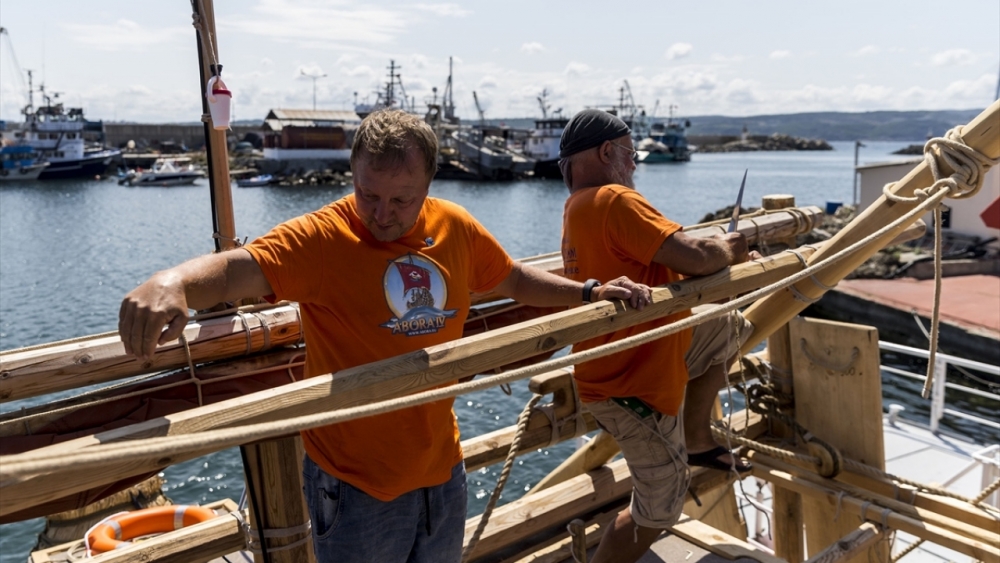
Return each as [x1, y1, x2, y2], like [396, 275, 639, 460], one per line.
[670, 514, 787, 563]
[241, 436, 314, 563]
[789, 317, 883, 562]
[530, 431, 620, 494]
[0, 304, 303, 403]
[741, 100, 1000, 353]
[462, 458, 634, 560]
[753, 465, 1000, 563]
[803, 523, 881, 563]
[0, 247, 821, 519]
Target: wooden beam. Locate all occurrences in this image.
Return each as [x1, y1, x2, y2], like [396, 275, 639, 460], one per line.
[751, 464, 1000, 563]
[803, 523, 882, 563]
[0, 304, 303, 403]
[0, 246, 821, 519]
[461, 458, 633, 560]
[241, 436, 314, 563]
[748, 452, 1000, 546]
[670, 513, 788, 563]
[767, 323, 805, 563]
[472, 206, 824, 304]
[741, 100, 1000, 353]
[529, 431, 620, 494]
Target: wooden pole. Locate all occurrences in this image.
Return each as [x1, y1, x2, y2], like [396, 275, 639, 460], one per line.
[192, 0, 236, 252]
[741, 100, 1000, 354]
[241, 437, 315, 563]
[567, 519, 588, 563]
[767, 323, 804, 563]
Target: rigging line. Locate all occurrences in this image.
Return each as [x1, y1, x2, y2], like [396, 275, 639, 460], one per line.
[0, 186, 952, 479]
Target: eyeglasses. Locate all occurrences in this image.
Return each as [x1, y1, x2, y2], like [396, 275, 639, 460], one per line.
[608, 141, 638, 160]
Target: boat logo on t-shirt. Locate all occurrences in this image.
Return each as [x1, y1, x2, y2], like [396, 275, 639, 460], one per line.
[380, 253, 458, 336]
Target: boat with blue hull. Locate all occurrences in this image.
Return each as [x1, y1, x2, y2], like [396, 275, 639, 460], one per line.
[0, 144, 48, 181]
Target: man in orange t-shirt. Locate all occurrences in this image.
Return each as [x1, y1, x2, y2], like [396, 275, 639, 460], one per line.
[119, 110, 650, 563]
[558, 109, 758, 563]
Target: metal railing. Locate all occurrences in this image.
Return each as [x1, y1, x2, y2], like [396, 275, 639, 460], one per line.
[878, 340, 1000, 433]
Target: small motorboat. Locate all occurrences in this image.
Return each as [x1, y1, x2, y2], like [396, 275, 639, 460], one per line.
[235, 174, 273, 187]
[119, 157, 204, 187]
[0, 145, 49, 181]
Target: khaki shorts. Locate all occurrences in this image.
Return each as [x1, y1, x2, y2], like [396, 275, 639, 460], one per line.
[584, 308, 753, 528]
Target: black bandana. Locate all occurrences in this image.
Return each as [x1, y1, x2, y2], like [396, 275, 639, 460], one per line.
[559, 109, 631, 158]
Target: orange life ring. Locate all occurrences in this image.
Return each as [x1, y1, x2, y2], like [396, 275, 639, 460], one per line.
[87, 505, 217, 553]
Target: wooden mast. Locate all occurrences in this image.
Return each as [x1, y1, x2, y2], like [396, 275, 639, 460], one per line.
[191, 3, 313, 561]
[192, 0, 236, 252]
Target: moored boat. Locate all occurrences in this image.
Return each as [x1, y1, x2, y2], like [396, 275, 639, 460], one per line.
[119, 157, 204, 187]
[0, 144, 48, 181]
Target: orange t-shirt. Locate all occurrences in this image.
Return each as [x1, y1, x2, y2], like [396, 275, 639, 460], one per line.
[245, 195, 514, 501]
[562, 184, 693, 416]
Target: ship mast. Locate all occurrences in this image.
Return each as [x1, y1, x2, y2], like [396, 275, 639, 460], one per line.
[191, 0, 236, 253]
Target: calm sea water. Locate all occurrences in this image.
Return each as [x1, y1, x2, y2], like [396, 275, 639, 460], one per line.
[0, 141, 967, 561]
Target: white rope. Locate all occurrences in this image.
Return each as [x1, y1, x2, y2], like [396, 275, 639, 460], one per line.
[0, 187, 952, 480]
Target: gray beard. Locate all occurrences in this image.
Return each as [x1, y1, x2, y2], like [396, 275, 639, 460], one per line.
[609, 158, 635, 188]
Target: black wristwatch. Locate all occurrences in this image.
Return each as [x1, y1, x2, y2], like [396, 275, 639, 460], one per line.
[582, 279, 601, 303]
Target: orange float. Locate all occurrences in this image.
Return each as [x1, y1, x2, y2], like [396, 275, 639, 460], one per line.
[86, 505, 217, 553]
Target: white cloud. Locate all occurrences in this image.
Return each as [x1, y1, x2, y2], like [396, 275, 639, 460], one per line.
[227, 0, 408, 47]
[478, 76, 498, 89]
[665, 43, 693, 60]
[711, 54, 744, 63]
[521, 42, 545, 54]
[341, 65, 375, 78]
[260, 57, 274, 67]
[564, 62, 591, 77]
[852, 45, 879, 57]
[63, 19, 187, 51]
[410, 54, 430, 69]
[412, 3, 472, 17]
[769, 50, 792, 60]
[930, 49, 976, 66]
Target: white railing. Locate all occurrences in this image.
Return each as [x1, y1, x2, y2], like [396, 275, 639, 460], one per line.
[878, 341, 1000, 433]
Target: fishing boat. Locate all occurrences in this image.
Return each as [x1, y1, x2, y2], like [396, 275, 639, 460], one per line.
[118, 156, 204, 187]
[0, 75, 120, 179]
[636, 105, 692, 164]
[1, 3, 999, 563]
[524, 89, 568, 179]
[0, 144, 48, 181]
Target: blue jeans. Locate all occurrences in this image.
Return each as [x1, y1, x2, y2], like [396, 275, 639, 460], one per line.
[302, 455, 468, 563]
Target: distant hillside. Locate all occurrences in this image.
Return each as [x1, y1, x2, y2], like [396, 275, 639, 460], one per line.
[487, 109, 983, 142]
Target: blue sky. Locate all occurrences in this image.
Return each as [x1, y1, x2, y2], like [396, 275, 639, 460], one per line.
[1, 0, 997, 123]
